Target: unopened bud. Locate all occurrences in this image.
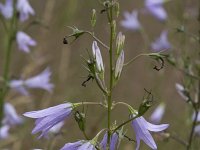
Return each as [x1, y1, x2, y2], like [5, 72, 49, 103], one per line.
[91, 9, 97, 27]
[116, 32, 125, 55]
[92, 41, 104, 72]
[115, 50, 124, 79]
[175, 83, 190, 102]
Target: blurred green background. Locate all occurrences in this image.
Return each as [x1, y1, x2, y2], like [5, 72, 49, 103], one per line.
[0, 0, 199, 149]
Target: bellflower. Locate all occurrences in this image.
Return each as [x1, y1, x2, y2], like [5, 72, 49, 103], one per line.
[100, 132, 119, 150]
[23, 103, 73, 138]
[175, 83, 189, 101]
[3, 103, 23, 126]
[194, 125, 200, 136]
[61, 140, 96, 150]
[150, 103, 165, 124]
[121, 10, 141, 31]
[16, 31, 37, 53]
[151, 30, 171, 52]
[92, 41, 104, 72]
[16, 0, 35, 22]
[0, 125, 10, 139]
[0, 0, 13, 19]
[131, 116, 169, 150]
[145, 0, 167, 21]
[9, 68, 54, 96]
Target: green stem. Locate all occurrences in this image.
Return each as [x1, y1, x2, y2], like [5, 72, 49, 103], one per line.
[107, 2, 114, 149]
[112, 115, 139, 133]
[186, 110, 199, 150]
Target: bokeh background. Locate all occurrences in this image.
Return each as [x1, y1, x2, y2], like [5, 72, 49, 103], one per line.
[0, 0, 199, 149]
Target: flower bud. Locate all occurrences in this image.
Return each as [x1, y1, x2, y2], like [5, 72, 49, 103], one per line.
[115, 50, 124, 79]
[175, 83, 190, 102]
[92, 41, 104, 72]
[91, 9, 96, 27]
[116, 32, 125, 55]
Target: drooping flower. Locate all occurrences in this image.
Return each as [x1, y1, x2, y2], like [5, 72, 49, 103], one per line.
[131, 116, 169, 150]
[0, 0, 13, 19]
[100, 132, 119, 150]
[175, 83, 189, 101]
[16, 31, 37, 53]
[60, 140, 96, 150]
[0, 125, 10, 139]
[150, 103, 165, 124]
[145, 0, 168, 21]
[16, 0, 35, 22]
[121, 10, 141, 31]
[194, 125, 200, 136]
[92, 41, 104, 72]
[9, 68, 54, 96]
[23, 103, 73, 138]
[115, 50, 124, 79]
[3, 103, 23, 126]
[151, 30, 171, 52]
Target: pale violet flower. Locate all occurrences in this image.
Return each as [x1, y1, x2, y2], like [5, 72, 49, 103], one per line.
[145, 0, 168, 21]
[61, 140, 96, 150]
[175, 83, 189, 101]
[115, 50, 124, 79]
[121, 10, 141, 31]
[131, 116, 169, 150]
[92, 41, 104, 72]
[151, 30, 171, 51]
[0, 125, 10, 139]
[3, 103, 23, 126]
[150, 103, 165, 124]
[16, 31, 37, 53]
[9, 68, 54, 96]
[16, 0, 35, 22]
[0, 0, 13, 19]
[23, 103, 73, 138]
[100, 132, 119, 150]
[194, 125, 200, 136]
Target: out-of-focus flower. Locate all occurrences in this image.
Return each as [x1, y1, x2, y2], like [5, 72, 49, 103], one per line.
[100, 132, 119, 150]
[0, 0, 13, 19]
[16, 31, 36, 53]
[131, 116, 169, 150]
[151, 30, 171, 51]
[175, 83, 189, 101]
[145, 0, 167, 21]
[150, 103, 165, 124]
[115, 50, 124, 79]
[48, 121, 64, 134]
[23, 103, 73, 138]
[92, 41, 104, 72]
[3, 103, 23, 126]
[61, 140, 96, 150]
[121, 10, 141, 31]
[9, 68, 53, 96]
[16, 0, 34, 22]
[0, 125, 10, 139]
[194, 125, 200, 136]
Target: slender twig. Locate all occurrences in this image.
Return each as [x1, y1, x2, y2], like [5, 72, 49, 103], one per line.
[113, 115, 139, 133]
[168, 132, 188, 147]
[187, 110, 199, 150]
[84, 31, 109, 50]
